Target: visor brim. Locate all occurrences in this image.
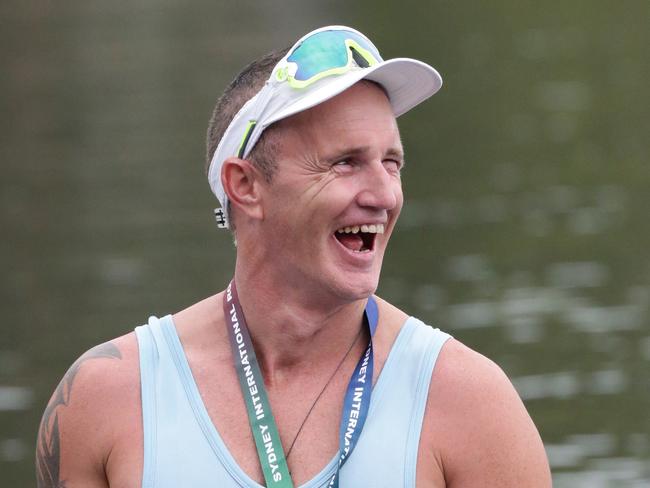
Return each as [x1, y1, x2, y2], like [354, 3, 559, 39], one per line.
[265, 57, 442, 127]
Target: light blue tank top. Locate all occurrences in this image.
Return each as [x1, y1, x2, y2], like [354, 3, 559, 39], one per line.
[135, 315, 450, 488]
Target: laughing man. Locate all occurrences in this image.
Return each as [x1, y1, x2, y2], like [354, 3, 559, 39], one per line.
[37, 26, 551, 487]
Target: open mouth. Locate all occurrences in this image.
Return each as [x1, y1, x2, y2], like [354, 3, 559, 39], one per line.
[334, 224, 385, 253]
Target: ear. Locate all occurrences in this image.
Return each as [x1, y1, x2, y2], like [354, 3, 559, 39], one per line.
[221, 157, 265, 222]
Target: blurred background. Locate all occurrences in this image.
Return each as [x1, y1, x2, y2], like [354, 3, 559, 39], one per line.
[2, 0, 649, 485]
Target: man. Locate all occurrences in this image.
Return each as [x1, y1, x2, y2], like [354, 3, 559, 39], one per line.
[36, 26, 551, 487]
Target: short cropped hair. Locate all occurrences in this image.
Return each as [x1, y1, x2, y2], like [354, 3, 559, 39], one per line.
[205, 47, 290, 183]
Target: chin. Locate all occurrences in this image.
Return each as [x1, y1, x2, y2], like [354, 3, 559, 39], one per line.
[327, 271, 380, 303]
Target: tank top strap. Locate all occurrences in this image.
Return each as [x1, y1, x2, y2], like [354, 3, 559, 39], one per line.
[340, 316, 451, 486]
[402, 319, 451, 486]
[135, 316, 170, 488]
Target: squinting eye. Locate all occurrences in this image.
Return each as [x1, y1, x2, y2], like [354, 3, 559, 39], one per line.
[384, 160, 403, 172]
[332, 160, 354, 172]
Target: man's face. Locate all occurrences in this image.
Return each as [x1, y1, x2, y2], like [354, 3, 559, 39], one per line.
[255, 82, 404, 303]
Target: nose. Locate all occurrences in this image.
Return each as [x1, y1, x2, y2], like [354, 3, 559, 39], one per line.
[356, 160, 400, 211]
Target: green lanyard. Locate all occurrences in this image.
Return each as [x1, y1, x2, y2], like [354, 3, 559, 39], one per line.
[224, 282, 293, 487]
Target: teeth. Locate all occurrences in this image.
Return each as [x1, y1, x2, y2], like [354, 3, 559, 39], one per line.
[336, 224, 385, 234]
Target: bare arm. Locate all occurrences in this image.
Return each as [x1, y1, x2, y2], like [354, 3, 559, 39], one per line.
[422, 339, 552, 487]
[36, 342, 122, 488]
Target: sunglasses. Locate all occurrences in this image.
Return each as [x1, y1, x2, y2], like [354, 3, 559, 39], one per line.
[274, 28, 383, 89]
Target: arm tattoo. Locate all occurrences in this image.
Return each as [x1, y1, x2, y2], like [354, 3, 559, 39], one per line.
[36, 342, 122, 488]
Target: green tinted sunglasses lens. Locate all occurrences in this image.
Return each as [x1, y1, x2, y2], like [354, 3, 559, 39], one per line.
[287, 30, 382, 82]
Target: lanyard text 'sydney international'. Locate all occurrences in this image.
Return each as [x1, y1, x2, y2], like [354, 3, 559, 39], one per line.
[224, 281, 378, 487]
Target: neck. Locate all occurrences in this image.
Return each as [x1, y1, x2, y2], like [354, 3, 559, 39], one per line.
[231, 263, 369, 384]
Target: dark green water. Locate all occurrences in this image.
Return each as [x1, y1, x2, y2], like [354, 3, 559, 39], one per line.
[2, 1, 649, 485]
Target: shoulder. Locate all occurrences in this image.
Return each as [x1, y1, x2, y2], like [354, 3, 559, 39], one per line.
[41, 331, 141, 426]
[36, 332, 141, 487]
[59, 332, 141, 409]
[431, 338, 513, 402]
[421, 338, 552, 487]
